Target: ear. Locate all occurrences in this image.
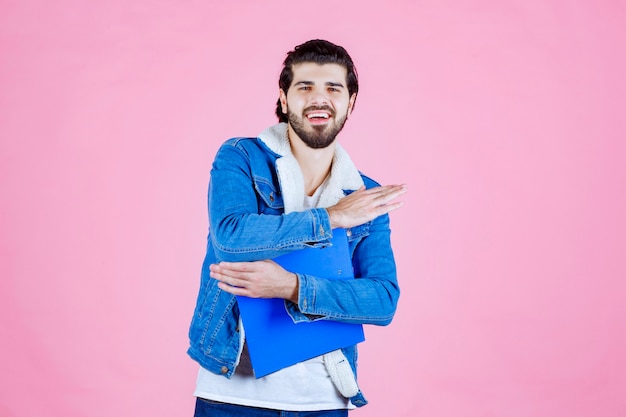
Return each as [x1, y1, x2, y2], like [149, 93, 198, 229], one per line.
[279, 89, 288, 114]
[347, 93, 357, 117]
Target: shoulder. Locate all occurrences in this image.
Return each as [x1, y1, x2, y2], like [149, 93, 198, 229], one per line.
[216, 137, 276, 159]
[222, 136, 279, 153]
[221, 136, 260, 150]
[212, 137, 279, 175]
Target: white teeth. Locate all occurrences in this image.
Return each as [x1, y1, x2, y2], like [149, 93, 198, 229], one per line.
[307, 112, 329, 119]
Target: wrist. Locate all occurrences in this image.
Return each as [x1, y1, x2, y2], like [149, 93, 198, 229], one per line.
[326, 208, 338, 229]
[287, 273, 299, 304]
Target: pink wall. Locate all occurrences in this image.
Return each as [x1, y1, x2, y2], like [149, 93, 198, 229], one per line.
[1, 1, 624, 416]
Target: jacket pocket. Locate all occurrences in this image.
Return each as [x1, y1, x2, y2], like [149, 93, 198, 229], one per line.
[253, 177, 284, 213]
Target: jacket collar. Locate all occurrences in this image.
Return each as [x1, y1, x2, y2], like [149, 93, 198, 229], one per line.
[258, 123, 364, 213]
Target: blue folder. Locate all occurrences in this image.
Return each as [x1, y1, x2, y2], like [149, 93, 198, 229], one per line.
[236, 229, 365, 378]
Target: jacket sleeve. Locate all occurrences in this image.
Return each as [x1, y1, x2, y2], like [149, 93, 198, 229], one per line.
[285, 210, 400, 326]
[208, 140, 333, 262]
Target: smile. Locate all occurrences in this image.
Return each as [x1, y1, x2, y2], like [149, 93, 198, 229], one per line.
[306, 112, 331, 120]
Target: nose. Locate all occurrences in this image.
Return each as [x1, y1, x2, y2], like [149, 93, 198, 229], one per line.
[309, 90, 329, 106]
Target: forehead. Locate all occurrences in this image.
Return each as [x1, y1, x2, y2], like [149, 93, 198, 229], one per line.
[290, 63, 348, 86]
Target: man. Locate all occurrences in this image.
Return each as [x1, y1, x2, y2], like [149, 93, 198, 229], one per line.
[188, 39, 407, 416]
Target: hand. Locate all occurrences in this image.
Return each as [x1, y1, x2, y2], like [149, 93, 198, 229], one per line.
[326, 184, 407, 229]
[210, 260, 299, 302]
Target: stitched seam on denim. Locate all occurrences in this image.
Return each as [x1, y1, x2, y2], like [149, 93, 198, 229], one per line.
[347, 222, 371, 241]
[200, 291, 236, 354]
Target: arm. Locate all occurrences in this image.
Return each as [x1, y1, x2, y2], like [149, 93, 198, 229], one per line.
[285, 210, 400, 326]
[208, 140, 333, 262]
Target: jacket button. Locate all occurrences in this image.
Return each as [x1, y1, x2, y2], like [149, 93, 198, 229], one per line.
[220, 366, 228, 374]
[269, 193, 274, 202]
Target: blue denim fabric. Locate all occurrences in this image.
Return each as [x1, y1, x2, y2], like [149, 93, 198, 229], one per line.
[187, 136, 400, 408]
[194, 398, 349, 417]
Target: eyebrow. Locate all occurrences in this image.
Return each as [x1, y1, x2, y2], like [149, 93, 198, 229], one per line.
[294, 81, 346, 88]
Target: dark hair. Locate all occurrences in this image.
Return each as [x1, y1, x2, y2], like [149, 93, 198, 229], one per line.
[275, 39, 359, 123]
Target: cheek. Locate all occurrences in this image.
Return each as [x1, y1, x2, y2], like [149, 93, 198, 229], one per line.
[286, 97, 304, 113]
[335, 100, 351, 116]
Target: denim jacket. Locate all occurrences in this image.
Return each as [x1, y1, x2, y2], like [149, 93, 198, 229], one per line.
[187, 124, 400, 407]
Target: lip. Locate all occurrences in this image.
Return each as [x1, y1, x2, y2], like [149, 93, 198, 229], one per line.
[305, 113, 331, 124]
[304, 108, 334, 124]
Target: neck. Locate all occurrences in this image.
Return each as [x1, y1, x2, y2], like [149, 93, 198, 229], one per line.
[287, 125, 335, 196]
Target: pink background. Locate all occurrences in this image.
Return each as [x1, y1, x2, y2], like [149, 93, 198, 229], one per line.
[1, 1, 625, 416]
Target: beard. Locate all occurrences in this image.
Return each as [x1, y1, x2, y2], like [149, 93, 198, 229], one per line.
[287, 106, 349, 149]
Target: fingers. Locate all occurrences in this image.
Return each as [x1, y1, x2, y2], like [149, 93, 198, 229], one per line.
[368, 185, 406, 209]
[351, 184, 407, 205]
[328, 184, 407, 229]
[210, 262, 256, 287]
[371, 184, 408, 201]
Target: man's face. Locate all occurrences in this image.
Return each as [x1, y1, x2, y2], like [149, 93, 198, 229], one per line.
[280, 63, 356, 149]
